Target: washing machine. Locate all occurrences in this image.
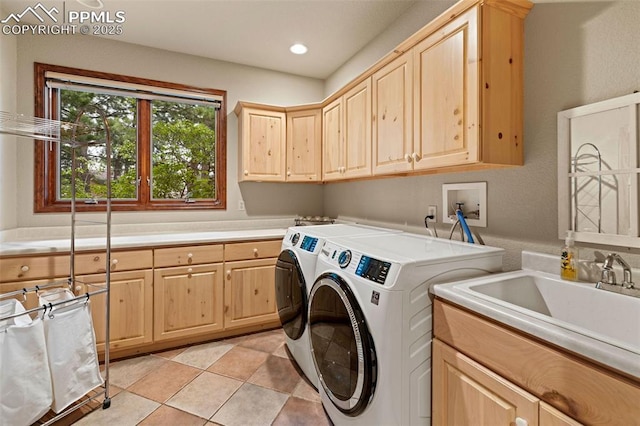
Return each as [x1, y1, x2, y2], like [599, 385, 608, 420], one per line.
[275, 224, 402, 389]
[308, 232, 504, 425]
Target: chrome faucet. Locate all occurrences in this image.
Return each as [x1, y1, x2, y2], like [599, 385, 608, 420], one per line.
[596, 253, 636, 294]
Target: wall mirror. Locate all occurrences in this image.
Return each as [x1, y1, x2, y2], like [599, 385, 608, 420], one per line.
[558, 92, 640, 248]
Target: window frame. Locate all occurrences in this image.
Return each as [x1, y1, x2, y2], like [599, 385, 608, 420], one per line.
[34, 62, 227, 212]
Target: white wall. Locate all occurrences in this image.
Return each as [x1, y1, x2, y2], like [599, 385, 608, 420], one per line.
[324, 1, 640, 270]
[325, 0, 456, 97]
[12, 34, 326, 228]
[0, 12, 17, 232]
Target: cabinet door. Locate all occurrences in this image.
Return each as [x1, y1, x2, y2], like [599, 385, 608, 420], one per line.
[286, 108, 322, 182]
[343, 78, 372, 179]
[413, 6, 479, 170]
[223, 258, 278, 330]
[154, 263, 224, 341]
[238, 107, 286, 182]
[372, 52, 414, 175]
[540, 402, 583, 426]
[322, 98, 343, 181]
[77, 269, 153, 352]
[432, 338, 539, 426]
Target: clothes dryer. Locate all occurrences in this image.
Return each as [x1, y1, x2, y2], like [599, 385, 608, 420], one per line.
[308, 233, 504, 425]
[275, 224, 402, 388]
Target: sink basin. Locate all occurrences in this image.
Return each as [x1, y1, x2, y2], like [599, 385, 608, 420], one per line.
[455, 271, 640, 354]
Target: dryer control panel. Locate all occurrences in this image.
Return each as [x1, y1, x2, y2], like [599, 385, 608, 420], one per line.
[300, 236, 319, 253]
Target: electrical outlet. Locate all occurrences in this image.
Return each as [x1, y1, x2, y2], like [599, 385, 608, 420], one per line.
[238, 200, 245, 211]
[427, 205, 437, 222]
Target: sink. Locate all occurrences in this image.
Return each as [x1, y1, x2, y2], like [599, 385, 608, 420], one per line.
[454, 270, 640, 354]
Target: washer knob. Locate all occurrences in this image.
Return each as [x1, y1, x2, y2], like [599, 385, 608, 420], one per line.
[338, 250, 352, 268]
[291, 233, 300, 245]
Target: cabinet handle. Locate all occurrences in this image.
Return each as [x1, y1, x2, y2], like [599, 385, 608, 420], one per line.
[187, 267, 193, 273]
[514, 418, 528, 426]
[75, 285, 81, 293]
[253, 248, 259, 257]
[112, 258, 118, 264]
[20, 265, 30, 272]
[412, 152, 421, 162]
[244, 170, 249, 176]
[405, 154, 412, 163]
[187, 253, 193, 258]
[226, 270, 231, 279]
[93, 256, 100, 262]
[287, 171, 291, 176]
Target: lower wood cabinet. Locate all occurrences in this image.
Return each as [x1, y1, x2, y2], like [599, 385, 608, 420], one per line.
[433, 299, 640, 425]
[76, 269, 153, 352]
[223, 258, 278, 330]
[433, 338, 583, 426]
[153, 263, 224, 341]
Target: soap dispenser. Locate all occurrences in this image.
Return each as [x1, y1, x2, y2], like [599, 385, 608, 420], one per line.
[560, 230, 579, 281]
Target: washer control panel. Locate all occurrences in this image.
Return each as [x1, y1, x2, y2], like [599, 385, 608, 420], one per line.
[356, 256, 391, 285]
[321, 242, 392, 286]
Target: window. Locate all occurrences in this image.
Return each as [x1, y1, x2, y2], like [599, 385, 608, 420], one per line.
[34, 63, 226, 212]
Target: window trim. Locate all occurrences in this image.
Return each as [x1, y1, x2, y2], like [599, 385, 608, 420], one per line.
[34, 62, 227, 212]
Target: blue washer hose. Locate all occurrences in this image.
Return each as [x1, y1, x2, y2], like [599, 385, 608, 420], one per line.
[456, 209, 475, 244]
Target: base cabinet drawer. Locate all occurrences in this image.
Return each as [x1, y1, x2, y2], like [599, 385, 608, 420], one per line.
[0, 255, 70, 282]
[75, 249, 153, 275]
[223, 258, 278, 330]
[224, 240, 281, 262]
[76, 269, 153, 352]
[154, 263, 224, 341]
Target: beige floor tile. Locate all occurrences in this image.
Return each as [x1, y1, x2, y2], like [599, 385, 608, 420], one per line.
[207, 346, 269, 381]
[211, 383, 288, 426]
[127, 360, 202, 403]
[73, 391, 160, 425]
[238, 330, 286, 354]
[107, 355, 167, 389]
[272, 396, 331, 426]
[138, 405, 208, 426]
[291, 378, 321, 403]
[272, 341, 293, 359]
[172, 341, 234, 370]
[166, 371, 242, 420]
[247, 355, 302, 394]
[153, 347, 187, 360]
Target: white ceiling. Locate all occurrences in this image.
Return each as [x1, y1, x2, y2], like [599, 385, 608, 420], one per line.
[1, 0, 420, 79]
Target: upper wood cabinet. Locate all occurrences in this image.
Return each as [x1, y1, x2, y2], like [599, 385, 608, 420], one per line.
[322, 79, 372, 181]
[286, 107, 322, 182]
[372, 52, 414, 175]
[235, 103, 286, 182]
[238, 0, 531, 182]
[413, 6, 479, 170]
[235, 102, 322, 182]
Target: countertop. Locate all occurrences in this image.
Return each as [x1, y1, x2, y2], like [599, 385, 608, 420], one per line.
[0, 228, 287, 256]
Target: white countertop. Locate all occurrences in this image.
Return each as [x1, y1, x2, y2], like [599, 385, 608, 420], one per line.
[432, 252, 640, 379]
[0, 228, 287, 256]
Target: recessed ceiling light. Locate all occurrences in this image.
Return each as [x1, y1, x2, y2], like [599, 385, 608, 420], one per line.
[290, 44, 308, 55]
[77, 0, 104, 9]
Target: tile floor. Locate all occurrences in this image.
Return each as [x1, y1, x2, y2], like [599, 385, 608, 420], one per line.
[54, 328, 332, 426]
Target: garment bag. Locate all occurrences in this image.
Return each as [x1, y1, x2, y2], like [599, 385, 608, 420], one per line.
[39, 289, 103, 413]
[0, 298, 53, 426]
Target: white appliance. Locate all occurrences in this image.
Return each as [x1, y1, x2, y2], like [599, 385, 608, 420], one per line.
[275, 224, 402, 389]
[308, 233, 504, 425]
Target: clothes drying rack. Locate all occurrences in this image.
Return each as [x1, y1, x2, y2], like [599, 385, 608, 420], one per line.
[0, 110, 112, 424]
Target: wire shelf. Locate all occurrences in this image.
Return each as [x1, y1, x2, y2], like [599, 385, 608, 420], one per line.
[0, 111, 100, 147]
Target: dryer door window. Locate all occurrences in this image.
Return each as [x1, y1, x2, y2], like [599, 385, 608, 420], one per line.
[308, 272, 377, 416]
[275, 250, 307, 340]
